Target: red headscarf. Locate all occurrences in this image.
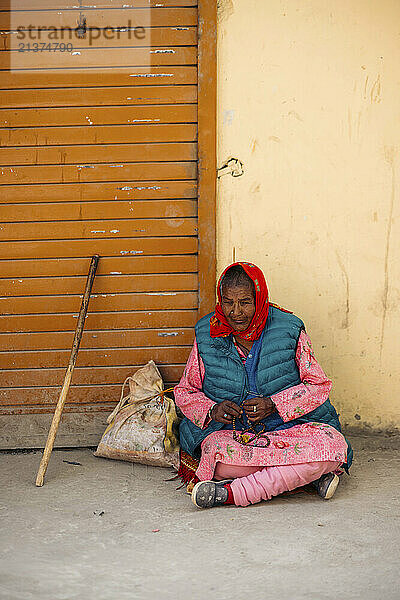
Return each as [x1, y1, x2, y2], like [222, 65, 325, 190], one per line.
[210, 262, 269, 341]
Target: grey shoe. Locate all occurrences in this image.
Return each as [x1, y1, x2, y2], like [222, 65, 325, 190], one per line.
[191, 480, 230, 508]
[313, 472, 340, 500]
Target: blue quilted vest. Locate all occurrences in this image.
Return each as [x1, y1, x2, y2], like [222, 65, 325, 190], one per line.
[179, 306, 353, 470]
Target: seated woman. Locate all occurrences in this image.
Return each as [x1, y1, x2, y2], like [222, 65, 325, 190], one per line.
[174, 262, 353, 509]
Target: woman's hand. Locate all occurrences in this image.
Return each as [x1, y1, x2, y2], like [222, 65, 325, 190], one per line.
[242, 396, 275, 423]
[210, 401, 242, 424]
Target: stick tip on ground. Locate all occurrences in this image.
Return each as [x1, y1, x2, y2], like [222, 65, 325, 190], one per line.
[35, 474, 44, 487]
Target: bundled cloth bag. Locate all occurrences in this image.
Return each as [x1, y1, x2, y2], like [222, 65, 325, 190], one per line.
[95, 361, 180, 468]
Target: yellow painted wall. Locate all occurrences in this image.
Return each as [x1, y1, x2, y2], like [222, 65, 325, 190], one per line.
[216, 0, 400, 431]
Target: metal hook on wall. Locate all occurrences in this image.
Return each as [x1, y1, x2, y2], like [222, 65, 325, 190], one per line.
[217, 157, 244, 179]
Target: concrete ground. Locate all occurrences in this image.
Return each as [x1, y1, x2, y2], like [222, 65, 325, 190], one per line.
[0, 435, 398, 600]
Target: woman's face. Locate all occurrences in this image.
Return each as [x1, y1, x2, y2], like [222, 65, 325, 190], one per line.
[221, 285, 256, 332]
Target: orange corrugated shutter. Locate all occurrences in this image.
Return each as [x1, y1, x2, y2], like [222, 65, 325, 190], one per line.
[0, 0, 216, 448]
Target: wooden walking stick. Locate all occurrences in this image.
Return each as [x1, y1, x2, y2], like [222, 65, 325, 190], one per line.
[36, 255, 100, 487]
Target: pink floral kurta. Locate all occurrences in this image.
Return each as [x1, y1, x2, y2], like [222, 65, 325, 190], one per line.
[174, 331, 348, 481]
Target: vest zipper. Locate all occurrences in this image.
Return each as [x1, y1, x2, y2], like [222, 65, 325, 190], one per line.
[210, 336, 249, 404]
[228, 337, 249, 404]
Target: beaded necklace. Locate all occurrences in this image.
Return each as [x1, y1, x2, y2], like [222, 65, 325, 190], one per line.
[232, 400, 271, 448]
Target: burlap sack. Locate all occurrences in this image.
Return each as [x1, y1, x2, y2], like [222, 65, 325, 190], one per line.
[95, 361, 180, 468]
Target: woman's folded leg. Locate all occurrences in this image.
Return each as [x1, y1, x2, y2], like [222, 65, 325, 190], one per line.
[229, 460, 341, 507]
[214, 462, 262, 480]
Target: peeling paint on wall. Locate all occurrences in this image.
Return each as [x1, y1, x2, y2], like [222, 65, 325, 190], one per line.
[217, 0, 234, 22]
[150, 49, 175, 54]
[134, 185, 161, 190]
[158, 331, 179, 337]
[129, 73, 173, 78]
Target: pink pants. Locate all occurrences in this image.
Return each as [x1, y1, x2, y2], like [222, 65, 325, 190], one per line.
[214, 460, 341, 507]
